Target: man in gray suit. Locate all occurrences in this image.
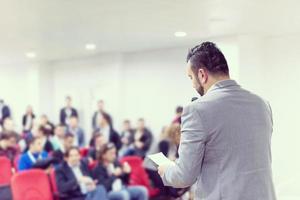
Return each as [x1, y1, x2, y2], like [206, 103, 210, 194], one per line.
[158, 42, 276, 200]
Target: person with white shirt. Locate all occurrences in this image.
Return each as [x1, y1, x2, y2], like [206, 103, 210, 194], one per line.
[55, 147, 108, 200]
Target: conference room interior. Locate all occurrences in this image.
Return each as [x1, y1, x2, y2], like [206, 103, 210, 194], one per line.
[0, 0, 299, 200]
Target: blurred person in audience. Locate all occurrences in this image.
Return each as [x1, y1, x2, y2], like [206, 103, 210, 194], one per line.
[22, 105, 35, 133]
[92, 100, 105, 131]
[119, 120, 134, 156]
[40, 114, 55, 136]
[51, 124, 66, 151]
[67, 116, 85, 147]
[88, 133, 107, 161]
[18, 136, 48, 171]
[2, 117, 15, 133]
[0, 99, 11, 126]
[55, 147, 108, 200]
[172, 106, 183, 125]
[159, 124, 181, 160]
[131, 118, 153, 158]
[60, 96, 78, 126]
[93, 143, 148, 200]
[36, 126, 54, 153]
[52, 133, 75, 164]
[0, 133, 18, 163]
[99, 112, 121, 150]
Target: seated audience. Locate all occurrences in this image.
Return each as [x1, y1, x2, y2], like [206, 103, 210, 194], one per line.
[119, 120, 134, 156]
[92, 100, 105, 131]
[99, 112, 121, 150]
[93, 143, 148, 200]
[88, 133, 107, 161]
[60, 96, 78, 126]
[18, 137, 48, 171]
[36, 126, 54, 153]
[172, 106, 183, 124]
[2, 118, 15, 134]
[0, 133, 18, 163]
[0, 99, 11, 126]
[40, 114, 55, 136]
[55, 147, 108, 200]
[125, 118, 152, 158]
[52, 133, 75, 163]
[51, 124, 66, 151]
[22, 105, 35, 133]
[67, 116, 85, 147]
[159, 124, 181, 160]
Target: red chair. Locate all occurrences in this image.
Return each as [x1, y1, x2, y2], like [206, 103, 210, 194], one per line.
[11, 169, 53, 200]
[0, 156, 13, 186]
[49, 168, 59, 200]
[13, 154, 20, 172]
[120, 156, 160, 197]
[79, 147, 89, 157]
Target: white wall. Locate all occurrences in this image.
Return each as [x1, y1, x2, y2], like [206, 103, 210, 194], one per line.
[0, 35, 299, 199]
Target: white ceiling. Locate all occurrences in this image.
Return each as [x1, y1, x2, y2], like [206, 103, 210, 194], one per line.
[0, 0, 299, 65]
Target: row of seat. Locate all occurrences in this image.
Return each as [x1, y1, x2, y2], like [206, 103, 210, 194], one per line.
[0, 156, 159, 200]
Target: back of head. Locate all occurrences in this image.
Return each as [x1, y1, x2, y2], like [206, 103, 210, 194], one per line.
[187, 41, 229, 76]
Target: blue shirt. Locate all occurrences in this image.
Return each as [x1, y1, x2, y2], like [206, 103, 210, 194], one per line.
[18, 151, 48, 171]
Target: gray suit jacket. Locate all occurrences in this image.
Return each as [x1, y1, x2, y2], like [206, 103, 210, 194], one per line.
[162, 80, 276, 200]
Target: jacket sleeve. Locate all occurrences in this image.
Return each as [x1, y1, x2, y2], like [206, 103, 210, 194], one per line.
[93, 165, 117, 191]
[162, 104, 208, 188]
[55, 165, 80, 194]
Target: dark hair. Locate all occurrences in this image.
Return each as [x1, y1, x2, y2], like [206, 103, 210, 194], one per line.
[26, 136, 40, 147]
[187, 41, 229, 75]
[0, 133, 10, 140]
[97, 143, 116, 163]
[176, 106, 183, 114]
[38, 126, 51, 137]
[123, 119, 130, 124]
[64, 146, 79, 158]
[64, 133, 74, 139]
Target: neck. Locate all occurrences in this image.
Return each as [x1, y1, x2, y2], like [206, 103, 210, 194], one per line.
[204, 75, 230, 94]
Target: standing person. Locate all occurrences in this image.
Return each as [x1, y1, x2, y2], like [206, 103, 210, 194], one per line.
[92, 100, 105, 131]
[60, 96, 78, 126]
[22, 105, 36, 133]
[158, 42, 276, 199]
[0, 99, 11, 126]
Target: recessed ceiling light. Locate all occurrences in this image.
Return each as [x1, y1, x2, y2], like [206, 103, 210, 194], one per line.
[85, 43, 96, 50]
[25, 52, 36, 58]
[174, 31, 187, 37]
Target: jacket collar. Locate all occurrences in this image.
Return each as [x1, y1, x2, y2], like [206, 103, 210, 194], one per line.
[206, 79, 240, 94]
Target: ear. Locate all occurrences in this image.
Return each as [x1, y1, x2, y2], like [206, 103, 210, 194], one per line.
[198, 68, 208, 84]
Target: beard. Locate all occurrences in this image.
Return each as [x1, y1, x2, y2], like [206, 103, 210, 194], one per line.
[195, 76, 205, 96]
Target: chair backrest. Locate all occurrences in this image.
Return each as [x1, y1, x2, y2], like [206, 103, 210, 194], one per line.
[49, 168, 59, 200]
[0, 156, 13, 186]
[11, 169, 53, 200]
[79, 147, 89, 157]
[13, 154, 20, 172]
[120, 156, 160, 197]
